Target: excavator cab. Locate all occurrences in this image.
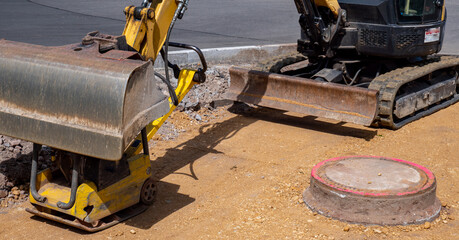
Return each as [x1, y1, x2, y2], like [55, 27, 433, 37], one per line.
[295, 0, 445, 59]
[331, 0, 444, 58]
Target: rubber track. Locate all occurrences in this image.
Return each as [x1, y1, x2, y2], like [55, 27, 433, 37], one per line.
[369, 55, 459, 129]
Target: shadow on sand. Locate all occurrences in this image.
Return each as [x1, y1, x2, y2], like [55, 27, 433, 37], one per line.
[2, 103, 377, 232]
[124, 104, 377, 230]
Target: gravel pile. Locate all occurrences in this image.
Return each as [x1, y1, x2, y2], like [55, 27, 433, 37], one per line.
[154, 64, 235, 140]
[0, 136, 54, 208]
[156, 121, 182, 141]
[156, 64, 232, 112]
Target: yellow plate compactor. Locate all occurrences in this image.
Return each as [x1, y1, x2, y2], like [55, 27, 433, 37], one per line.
[0, 0, 206, 232]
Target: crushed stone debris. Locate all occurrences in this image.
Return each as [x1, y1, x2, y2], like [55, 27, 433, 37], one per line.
[0, 135, 52, 208]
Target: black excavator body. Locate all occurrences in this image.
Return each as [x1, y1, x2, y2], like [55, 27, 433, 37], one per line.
[228, 0, 458, 129]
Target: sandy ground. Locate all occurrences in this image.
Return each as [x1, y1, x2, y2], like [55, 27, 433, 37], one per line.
[0, 98, 457, 239]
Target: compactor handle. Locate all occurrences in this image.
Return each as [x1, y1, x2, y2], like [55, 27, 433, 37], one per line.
[56, 157, 80, 210]
[30, 144, 46, 203]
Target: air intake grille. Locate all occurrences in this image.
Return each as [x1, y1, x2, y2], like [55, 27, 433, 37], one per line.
[396, 34, 421, 49]
[359, 29, 387, 48]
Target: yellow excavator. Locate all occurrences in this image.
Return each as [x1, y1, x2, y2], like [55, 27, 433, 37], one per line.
[0, 0, 207, 232]
[0, 0, 457, 232]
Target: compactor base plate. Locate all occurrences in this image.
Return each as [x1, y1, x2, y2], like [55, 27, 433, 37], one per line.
[26, 203, 148, 232]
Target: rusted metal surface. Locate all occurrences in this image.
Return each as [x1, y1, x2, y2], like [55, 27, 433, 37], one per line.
[0, 39, 169, 161]
[26, 203, 148, 232]
[303, 156, 441, 225]
[227, 67, 378, 126]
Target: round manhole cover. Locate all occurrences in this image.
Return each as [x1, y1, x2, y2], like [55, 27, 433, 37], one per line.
[303, 156, 441, 225]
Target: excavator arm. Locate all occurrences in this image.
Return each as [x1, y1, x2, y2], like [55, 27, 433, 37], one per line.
[0, 0, 208, 231]
[0, 0, 205, 161]
[294, 0, 344, 58]
[123, 0, 186, 60]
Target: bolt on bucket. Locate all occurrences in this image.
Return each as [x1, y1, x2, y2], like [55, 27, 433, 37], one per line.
[303, 156, 441, 225]
[0, 40, 169, 160]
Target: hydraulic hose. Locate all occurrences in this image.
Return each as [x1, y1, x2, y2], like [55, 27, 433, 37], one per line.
[155, 71, 178, 105]
[161, 0, 188, 106]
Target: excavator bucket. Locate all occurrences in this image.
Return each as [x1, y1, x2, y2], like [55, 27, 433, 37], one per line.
[0, 40, 169, 161]
[227, 67, 379, 126]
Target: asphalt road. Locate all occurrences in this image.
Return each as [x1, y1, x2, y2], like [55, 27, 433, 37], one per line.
[443, 1, 459, 54]
[0, 0, 457, 53]
[0, 0, 299, 48]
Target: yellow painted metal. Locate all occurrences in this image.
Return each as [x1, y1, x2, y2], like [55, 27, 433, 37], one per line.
[442, 1, 446, 21]
[314, 0, 340, 17]
[123, 6, 148, 52]
[26, 0, 204, 229]
[123, 0, 179, 60]
[30, 154, 151, 223]
[29, 69, 198, 223]
[125, 69, 197, 157]
[404, 0, 411, 16]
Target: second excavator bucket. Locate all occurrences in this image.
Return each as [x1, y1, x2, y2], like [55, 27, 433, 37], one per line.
[0, 39, 170, 161]
[227, 67, 379, 126]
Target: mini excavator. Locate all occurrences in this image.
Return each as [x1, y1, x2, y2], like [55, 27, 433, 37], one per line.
[0, 0, 206, 231]
[228, 0, 458, 129]
[0, 0, 458, 233]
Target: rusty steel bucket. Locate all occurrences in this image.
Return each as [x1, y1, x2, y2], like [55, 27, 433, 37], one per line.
[0, 40, 169, 161]
[227, 67, 379, 126]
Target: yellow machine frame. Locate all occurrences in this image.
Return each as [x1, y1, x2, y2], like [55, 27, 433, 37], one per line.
[27, 0, 205, 232]
[29, 68, 199, 231]
[123, 0, 180, 60]
[314, 0, 340, 17]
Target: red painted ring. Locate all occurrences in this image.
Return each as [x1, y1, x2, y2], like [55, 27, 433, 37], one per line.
[311, 156, 435, 197]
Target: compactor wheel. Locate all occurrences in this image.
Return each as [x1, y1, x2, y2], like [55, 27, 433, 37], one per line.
[140, 178, 157, 205]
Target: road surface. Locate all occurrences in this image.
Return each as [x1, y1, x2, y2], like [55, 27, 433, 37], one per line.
[0, 0, 457, 53]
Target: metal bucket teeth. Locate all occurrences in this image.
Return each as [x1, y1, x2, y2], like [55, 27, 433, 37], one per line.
[0, 40, 169, 160]
[227, 67, 379, 126]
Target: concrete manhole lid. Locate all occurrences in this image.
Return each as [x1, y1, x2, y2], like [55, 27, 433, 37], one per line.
[303, 156, 441, 225]
[314, 156, 433, 196]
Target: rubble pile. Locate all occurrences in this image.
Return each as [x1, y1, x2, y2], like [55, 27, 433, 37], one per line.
[0, 136, 52, 208]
